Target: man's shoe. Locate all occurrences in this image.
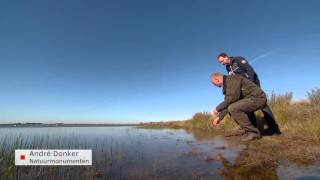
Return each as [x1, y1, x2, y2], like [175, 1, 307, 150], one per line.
[240, 132, 261, 142]
[262, 128, 282, 136]
[224, 129, 246, 137]
[273, 128, 282, 135]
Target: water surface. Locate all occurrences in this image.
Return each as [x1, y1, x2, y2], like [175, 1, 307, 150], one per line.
[0, 126, 319, 179]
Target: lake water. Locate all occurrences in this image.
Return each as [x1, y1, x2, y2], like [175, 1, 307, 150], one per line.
[0, 126, 319, 179]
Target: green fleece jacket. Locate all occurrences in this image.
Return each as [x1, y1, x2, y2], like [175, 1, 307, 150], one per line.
[216, 75, 267, 120]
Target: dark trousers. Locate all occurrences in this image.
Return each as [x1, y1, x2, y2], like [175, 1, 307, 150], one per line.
[262, 105, 280, 131]
[227, 97, 267, 134]
[247, 112, 257, 128]
[246, 105, 279, 131]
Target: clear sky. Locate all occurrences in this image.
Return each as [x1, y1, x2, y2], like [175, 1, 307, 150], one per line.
[0, 0, 319, 123]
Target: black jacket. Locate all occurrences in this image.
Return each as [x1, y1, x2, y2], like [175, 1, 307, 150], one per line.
[226, 56, 261, 86]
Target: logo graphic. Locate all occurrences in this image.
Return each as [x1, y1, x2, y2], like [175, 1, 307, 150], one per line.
[20, 154, 26, 160]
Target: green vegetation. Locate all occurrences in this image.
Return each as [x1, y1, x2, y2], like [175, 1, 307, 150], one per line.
[269, 89, 320, 140]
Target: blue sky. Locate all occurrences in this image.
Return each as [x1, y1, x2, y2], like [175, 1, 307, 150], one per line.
[0, 0, 319, 123]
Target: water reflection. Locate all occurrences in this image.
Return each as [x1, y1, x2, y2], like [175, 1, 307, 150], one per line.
[214, 152, 278, 180]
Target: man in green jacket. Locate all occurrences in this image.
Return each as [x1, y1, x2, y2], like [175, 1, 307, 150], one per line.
[211, 72, 267, 141]
[216, 53, 281, 135]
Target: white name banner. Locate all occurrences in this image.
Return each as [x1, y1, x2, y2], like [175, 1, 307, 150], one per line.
[15, 149, 92, 166]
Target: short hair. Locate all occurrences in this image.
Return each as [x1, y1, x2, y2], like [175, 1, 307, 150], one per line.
[210, 72, 223, 79]
[217, 52, 229, 59]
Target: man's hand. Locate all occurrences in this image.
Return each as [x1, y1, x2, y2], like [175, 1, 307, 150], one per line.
[211, 116, 221, 126]
[212, 109, 220, 117]
[215, 153, 225, 162]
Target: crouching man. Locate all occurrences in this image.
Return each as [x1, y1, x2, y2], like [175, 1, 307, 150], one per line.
[211, 72, 268, 141]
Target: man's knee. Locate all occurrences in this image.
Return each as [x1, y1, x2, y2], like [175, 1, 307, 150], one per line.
[228, 104, 239, 113]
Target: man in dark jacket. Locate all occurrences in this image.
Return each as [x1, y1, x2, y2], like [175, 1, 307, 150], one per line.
[211, 73, 266, 141]
[217, 53, 281, 135]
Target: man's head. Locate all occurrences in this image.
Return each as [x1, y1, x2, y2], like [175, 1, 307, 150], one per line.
[217, 53, 230, 65]
[211, 72, 224, 87]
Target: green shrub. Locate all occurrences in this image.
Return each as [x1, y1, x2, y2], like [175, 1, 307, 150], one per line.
[307, 88, 320, 106]
[268, 91, 293, 124]
[191, 112, 214, 130]
[268, 91, 319, 140]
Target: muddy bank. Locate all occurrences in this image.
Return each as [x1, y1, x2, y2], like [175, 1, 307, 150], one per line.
[214, 132, 320, 179]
